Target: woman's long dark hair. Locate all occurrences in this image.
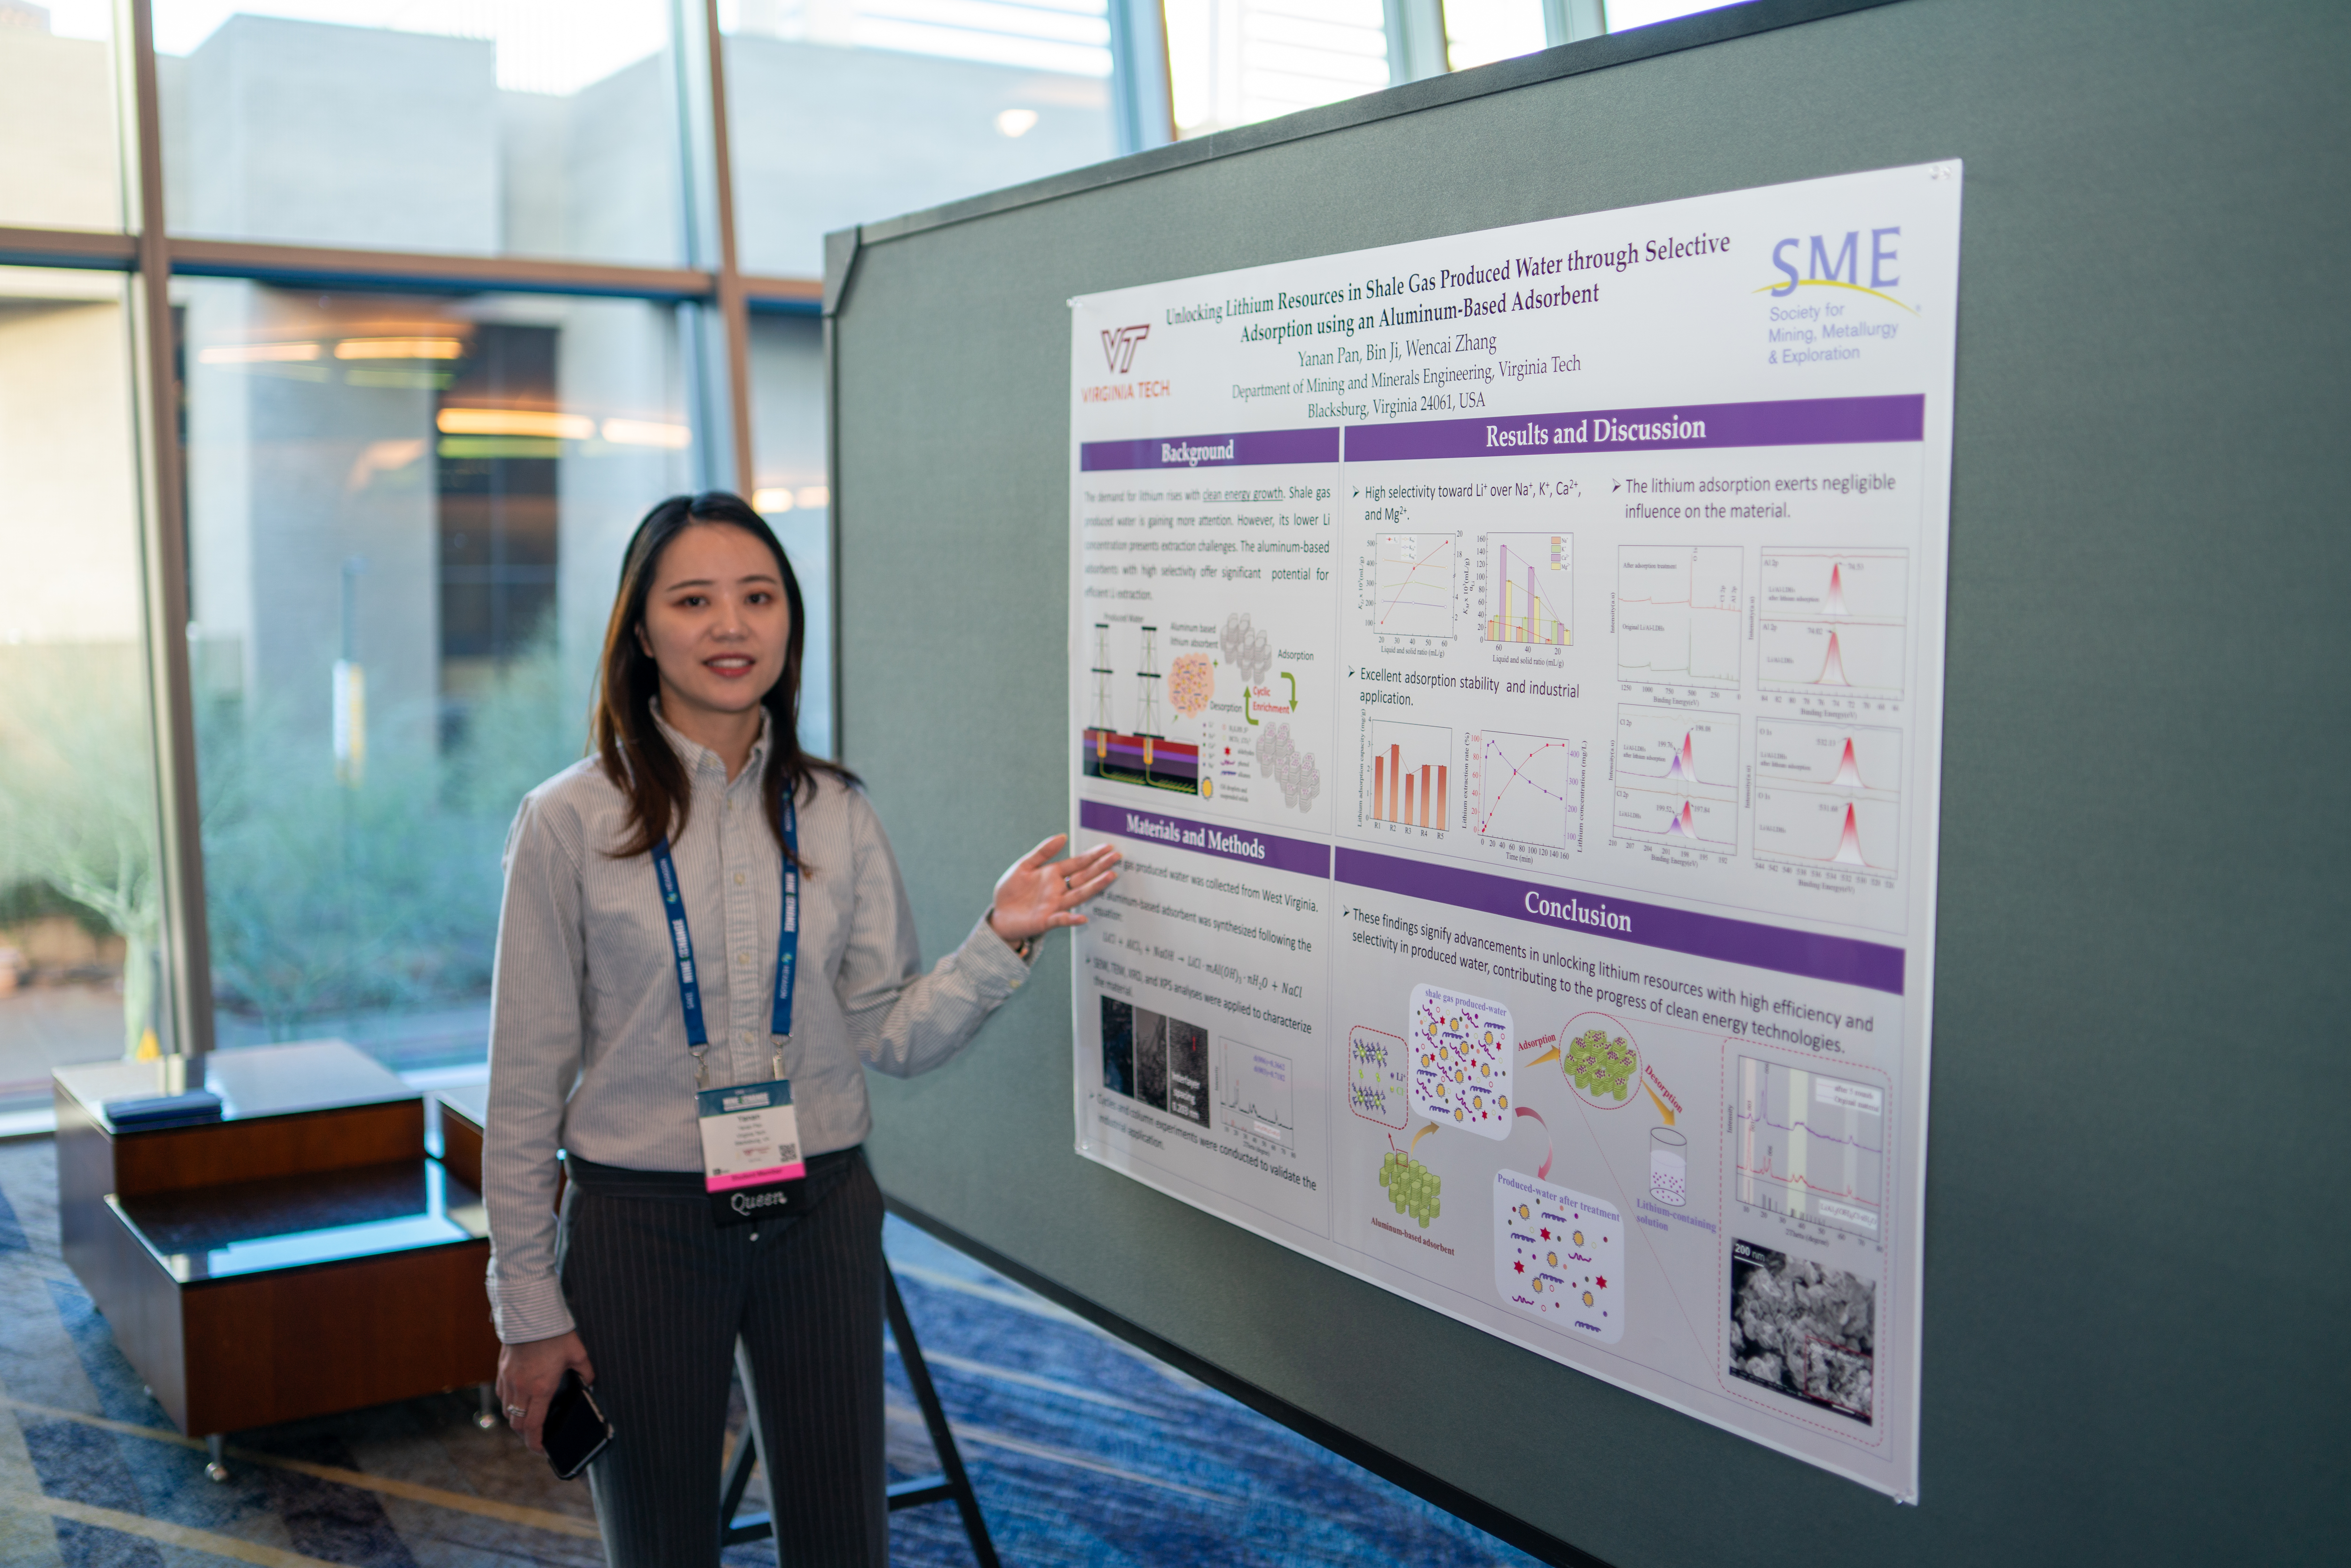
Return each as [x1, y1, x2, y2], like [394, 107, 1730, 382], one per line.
[592, 491, 849, 861]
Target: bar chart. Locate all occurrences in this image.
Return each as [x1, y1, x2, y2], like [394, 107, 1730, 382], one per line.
[1365, 719, 1453, 831]
[1481, 532, 1573, 648]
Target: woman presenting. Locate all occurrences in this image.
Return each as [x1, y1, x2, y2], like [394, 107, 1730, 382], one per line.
[484, 491, 1117, 1565]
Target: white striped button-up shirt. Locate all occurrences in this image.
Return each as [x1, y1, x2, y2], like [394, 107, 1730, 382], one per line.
[482, 713, 1030, 1343]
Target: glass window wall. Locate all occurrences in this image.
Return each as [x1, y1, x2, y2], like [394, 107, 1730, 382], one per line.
[1444, 0, 1547, 71]
[1603, 0, 1750, 32]
[3, 0, 1646, 1092]
[0, 2, 125, 230]
[0, 267, 163, 1116]
[154, 1, 687, 265]
[724, 0, 1118, 277]
[177, 281, 693, 1068]
[1164, 0, 1390, 138]
[747, 309, 833, 760]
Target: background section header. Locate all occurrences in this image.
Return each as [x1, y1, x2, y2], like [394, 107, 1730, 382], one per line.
[1080, 427, 1341, 471]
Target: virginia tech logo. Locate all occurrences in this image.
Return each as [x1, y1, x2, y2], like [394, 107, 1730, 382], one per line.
[1100, 323, 1149, 372]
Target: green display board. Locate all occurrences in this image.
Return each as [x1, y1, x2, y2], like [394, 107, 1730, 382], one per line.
[826, 1, 2347, 1560]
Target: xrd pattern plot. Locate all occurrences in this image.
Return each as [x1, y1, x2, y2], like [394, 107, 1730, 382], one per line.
[1617, 545, 1741, 688]
[1219, 1039, 1295, 1152]
[1735, 1056, 1885, 1240]
[1467, 731, 1582, 849]
[1482, 533, 1572, 646]
[1611, 705, 1738, 850]
[1365, 719, 1452, 830]
[1758, 548, 1907, 697]
[1374, 533, 1457, 640]
[1753, 719, 1901, 874]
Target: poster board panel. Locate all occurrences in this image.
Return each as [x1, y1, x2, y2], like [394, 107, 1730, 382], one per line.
[834, 3, 2349, 1562]
[1065, 164, 1957, 1499]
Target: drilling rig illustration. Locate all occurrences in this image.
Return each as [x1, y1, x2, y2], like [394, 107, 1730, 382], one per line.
[1080, 622, 1201, 795]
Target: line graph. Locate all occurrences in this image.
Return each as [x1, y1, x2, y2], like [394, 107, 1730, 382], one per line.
[1736, 1056, 1885, 1241]
[1481, 533, 1572, 647]
[1466, 731, 1582, 848]
[1753, 790, 1900, 872]
[1751, 717, 1901, 874]
[1760, 549, 1908, 622]
[1758, 617, 1905, 696]
[1754, 719, 1900, 794]
[1614, 706, 1738, 800]
[1612, 789, 1736, 848]
[1757, 546, 1906, 697]
[1374, 533, 1457, 640]
[1220, 1039, 1295, 1152]
[1611, 704, 1739, 850]
[1617, 545, 1741, 688]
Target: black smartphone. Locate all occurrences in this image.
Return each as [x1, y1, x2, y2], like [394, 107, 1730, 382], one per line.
[541, 1370, 614, 1481]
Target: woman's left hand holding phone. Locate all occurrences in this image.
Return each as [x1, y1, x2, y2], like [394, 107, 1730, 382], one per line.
[497, 1331, 596, 1454]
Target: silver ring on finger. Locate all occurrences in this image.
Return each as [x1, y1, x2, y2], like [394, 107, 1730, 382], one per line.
[506, 1406, 527, 1420]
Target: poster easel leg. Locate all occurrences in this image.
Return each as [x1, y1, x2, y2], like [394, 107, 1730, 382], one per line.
[719, 1267, 999, 1566]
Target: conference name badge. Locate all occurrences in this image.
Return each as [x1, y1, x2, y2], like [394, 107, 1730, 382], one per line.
[695, 1078, 806, 1227]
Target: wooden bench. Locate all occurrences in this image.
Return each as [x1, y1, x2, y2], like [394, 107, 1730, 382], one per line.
[55, 1042, 500, 1475]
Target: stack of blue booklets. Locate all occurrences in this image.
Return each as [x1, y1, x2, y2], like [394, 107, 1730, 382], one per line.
[102, 1090, 224, 1130]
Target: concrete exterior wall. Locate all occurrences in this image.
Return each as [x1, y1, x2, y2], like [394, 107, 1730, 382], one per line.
[0, 283, 141, 645]
[178, 16, 499, 253]
[0, 28, 122, 230]
[728, 37, 1114, 276]
[181, 283, 442, 750]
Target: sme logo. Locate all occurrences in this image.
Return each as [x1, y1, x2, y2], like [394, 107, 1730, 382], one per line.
[1100, 323, 1149, 372]
[1759, 228, 1916, 312]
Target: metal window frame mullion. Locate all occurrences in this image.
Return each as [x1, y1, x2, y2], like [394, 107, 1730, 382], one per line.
[700, 0, 757, 496]
[121, 0, 216, 1068]
[83, 0, 803, 1069]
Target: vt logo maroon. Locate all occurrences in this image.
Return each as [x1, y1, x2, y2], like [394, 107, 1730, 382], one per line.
[1100, 323, 1149, 372]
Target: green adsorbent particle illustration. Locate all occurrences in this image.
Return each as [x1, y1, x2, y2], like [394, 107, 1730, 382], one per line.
[1379, 1149, 1441, 1228]
[1565, 1027, 1635, 1101]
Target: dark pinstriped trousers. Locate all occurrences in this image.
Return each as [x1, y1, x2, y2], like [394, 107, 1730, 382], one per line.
[557, 1149, 887, 1568]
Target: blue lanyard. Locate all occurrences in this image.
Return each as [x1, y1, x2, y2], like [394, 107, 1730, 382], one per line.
[651, 794, 798, 1079]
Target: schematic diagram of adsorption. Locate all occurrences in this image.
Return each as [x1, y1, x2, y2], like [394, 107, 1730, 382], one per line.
[1410, 984, 1513, 1137]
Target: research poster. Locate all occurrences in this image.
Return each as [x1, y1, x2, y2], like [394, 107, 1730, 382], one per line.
[1067, 163, 1959, 1499]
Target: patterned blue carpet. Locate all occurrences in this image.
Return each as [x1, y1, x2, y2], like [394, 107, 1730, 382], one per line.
[0, 1137, 1540, 1566]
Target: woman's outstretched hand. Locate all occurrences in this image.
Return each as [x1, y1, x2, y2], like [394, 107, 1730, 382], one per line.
[988, 835, 1121, 947]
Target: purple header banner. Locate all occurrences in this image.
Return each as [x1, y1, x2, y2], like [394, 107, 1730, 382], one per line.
[1335, 848, 1903, 994]
[1080, 426, 1340, 472]
[1079, 799, 1330, 877]
[1343, 394, 1925, 463]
